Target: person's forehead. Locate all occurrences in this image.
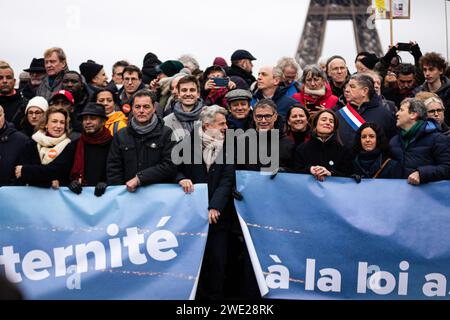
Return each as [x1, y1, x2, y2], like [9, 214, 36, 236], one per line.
[230, 99, 248, 105]
[64, 73, 80, 80]
[255, 106, 273, 113]
[179, 82, 197, 89]
[134, 96, 152, 103]
[0, 68, 14, 76]
[45, 52, 60, 61]
[398, 73, 414, 79]
[329, 59, 346, 68]
[124, 71, 139, 77]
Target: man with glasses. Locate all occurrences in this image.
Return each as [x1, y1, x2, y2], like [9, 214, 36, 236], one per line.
[390, 98, 450, 184]
[119, 65, 146, 114]
[237, 99, 294, 172]
[107, 89, 177, 192]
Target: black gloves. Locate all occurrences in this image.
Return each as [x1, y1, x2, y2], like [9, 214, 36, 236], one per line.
[94, 182, 107, 197]
[350, 174, 362, 184]
[68, 180, 82, 194]
[68, 181, 107, 196]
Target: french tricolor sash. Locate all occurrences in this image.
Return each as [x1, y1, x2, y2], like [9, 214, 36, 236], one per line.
[338, 104, 366, 131]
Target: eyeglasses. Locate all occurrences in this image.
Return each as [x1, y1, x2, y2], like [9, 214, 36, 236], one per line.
[123, 77, 139, 83]
[254, 114, 274, 121]
[27, 111, 44, 116]
[427, 108, 444, 114]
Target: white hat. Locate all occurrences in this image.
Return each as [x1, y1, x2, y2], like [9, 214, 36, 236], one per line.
[25, 96, 49, 114]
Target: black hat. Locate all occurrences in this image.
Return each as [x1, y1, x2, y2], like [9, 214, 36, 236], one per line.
[24, 58, 45, 73]
[78, 102, 107, 119]
[360, 53, 379, 70]
[142, 52, 161, 68]
[231, 49, 256, 61]
[79, 61, 103, 84]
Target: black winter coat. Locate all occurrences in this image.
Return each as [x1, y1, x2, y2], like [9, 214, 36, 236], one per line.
[352, 149, 402, 179]
[0, 92, 27, 129]
[337, 95, 398, 149]
[293, 133, 353, 176]
[107, 118, 177, 185]
[0, 122, 29, 186]
[176, 134, 235, 231]
[19, 139, 76, 187]
[390, 120, 450, 183]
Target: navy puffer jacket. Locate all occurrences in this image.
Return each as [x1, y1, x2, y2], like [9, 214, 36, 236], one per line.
[389, 120, 450, 183]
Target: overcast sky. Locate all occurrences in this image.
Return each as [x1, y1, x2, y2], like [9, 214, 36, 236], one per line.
[1, 0, 448, 78]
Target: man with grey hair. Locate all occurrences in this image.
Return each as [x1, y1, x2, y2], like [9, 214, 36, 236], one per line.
[337, 73, 397, 148]
[252, 66, 297, 120]
[390, 98, 450, 184]
[175, 104, 237, 299]
[36, 47, 68, 100]
[276, 57, 302, 97]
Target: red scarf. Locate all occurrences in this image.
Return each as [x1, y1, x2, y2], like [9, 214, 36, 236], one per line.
[70, 127, 112, 185]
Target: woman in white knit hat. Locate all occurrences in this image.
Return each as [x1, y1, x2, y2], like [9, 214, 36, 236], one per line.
[20, 96, 48, 137]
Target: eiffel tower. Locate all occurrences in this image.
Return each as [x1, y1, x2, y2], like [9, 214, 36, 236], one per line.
[296, 0, 383, 67]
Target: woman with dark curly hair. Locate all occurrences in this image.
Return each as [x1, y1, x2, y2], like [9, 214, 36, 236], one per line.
[352, 122, 401, 179]
[285, 104, 311, 147]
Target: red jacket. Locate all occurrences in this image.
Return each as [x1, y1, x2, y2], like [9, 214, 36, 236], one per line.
[293, 83, 338, 109]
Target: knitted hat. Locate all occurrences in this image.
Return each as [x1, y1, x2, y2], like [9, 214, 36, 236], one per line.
[79, 61, 103, 83]
[156, 60, 184, 77]
[213, 57, 228, 68]
[25, 96, 48, 114]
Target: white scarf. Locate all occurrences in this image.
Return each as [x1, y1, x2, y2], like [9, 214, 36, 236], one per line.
[305, 86, 326, 97]
[198, 126, 224, 172]
[32, 130, 71, 165]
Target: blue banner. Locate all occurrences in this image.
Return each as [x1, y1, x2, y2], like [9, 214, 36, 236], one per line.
[235, 171, 450, 300]
[0, 184, 209, 300]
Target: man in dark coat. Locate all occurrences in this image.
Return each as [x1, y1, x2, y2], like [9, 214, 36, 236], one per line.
[68, 103, 113, 196]
[390, 98, 450, 184]
[175, 105, 235, 299]
[0, 105, 29, 186]
[237, 99, 294, 173]
[337, 73, 397, 149]
[107, 89, 177, 191]
[21, 58, 46, 100]
[225, 49, 257, 90]
[251, 66, 298, 120]
[0, 65, 27, 129]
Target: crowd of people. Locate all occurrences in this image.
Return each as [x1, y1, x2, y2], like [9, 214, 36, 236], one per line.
[1, 43, 450, 299]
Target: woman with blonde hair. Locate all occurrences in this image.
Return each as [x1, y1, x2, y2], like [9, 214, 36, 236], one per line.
[15, 106, 76, 188]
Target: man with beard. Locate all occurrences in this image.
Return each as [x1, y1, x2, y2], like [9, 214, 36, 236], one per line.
[163, 75, 204, 142]
[68, 103, 112, 197]
[383, 64, 418, 108]
[0, 65, 27, 129]
[21, 58, 46, 100]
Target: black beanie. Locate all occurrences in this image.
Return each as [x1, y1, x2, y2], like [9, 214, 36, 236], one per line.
[360, 54, 379, 70]
[79, 61, 103, 84]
